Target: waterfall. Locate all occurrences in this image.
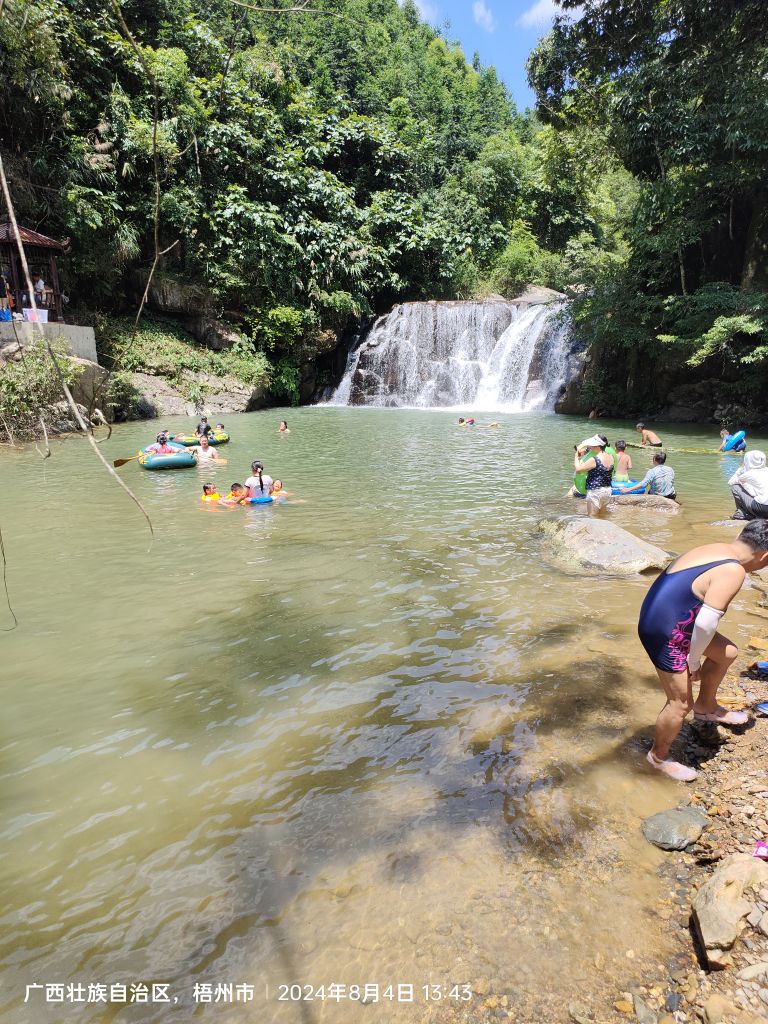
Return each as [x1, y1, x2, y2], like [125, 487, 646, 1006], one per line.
[322, 299, 575, 411]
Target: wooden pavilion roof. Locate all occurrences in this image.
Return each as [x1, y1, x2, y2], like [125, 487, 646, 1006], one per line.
[0, 221, 65, 250]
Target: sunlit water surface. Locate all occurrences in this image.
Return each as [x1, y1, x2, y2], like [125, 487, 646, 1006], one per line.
[2, 410, 767, 1023]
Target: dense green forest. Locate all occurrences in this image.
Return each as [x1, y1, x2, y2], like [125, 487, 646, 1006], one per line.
[1, 0, 766, 418]
[0, 0, 628, 410]
[529, 0, 768, 420]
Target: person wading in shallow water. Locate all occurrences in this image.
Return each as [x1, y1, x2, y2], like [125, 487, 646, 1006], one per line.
[637, 521, 768, 782]
[573, 434, 614, 516]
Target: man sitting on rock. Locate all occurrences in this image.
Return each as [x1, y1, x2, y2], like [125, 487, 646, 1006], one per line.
[636, 521, 768, 782]
[617, 451, 677, 501]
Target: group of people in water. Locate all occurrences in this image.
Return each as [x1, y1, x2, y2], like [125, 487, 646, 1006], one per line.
[144, 418, 230, 464]
[572, 423, 676, 514]
[570, 419, 768, 783]
[145, 416, 293, 506]
[201, 459, 289, 507]
[573, 421, 768, 522]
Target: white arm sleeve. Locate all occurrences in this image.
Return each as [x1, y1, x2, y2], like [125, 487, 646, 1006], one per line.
[728, 468, 743, 486]
[687, 603, 724, 672]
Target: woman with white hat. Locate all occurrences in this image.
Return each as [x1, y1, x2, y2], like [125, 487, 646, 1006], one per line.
[728, 450, 768, 520]
[573, 434, 615, 515]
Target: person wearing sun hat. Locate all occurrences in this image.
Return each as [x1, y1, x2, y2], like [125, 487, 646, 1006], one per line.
[573, 434, 615, 515]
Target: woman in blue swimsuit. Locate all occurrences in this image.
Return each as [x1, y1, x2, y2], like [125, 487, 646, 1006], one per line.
[637, 521, 768, 781]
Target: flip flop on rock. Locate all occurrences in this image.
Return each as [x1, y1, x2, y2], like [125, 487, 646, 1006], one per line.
[693, 708, 749, 726]
[646, 750, 698, 782]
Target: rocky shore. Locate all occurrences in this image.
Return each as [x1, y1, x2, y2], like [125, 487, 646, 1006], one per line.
[625, 633, 768, 1024]
[430, 579, 768, 1024]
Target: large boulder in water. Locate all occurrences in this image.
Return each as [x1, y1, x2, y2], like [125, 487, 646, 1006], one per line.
[539, 516, 672, 576]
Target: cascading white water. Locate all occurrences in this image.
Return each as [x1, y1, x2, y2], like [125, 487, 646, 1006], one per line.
[323, 299, 576, 411]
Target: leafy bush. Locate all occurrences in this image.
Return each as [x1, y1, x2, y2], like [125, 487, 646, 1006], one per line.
[489, 221, 553, 295]
[0, 340, 82, 441]
[98, 316, 272, 400]
[270, 358, 301, 406]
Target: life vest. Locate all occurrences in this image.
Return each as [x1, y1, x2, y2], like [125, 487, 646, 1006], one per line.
[201, 492, 221, 502]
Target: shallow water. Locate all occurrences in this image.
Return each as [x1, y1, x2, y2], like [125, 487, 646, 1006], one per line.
[2, 410, 767, 1023]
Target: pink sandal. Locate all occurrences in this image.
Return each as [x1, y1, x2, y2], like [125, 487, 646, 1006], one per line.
[646, 750, 697, 782]
[693, 708, 749, 726]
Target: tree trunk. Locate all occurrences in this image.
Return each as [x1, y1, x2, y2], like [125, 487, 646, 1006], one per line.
[741, 191, 768, 292]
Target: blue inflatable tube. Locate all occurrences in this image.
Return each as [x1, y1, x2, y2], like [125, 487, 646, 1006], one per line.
[611, 479, 643, 495]
[723, 430, 746, 452]
[247, 496, 274, 504]
[574, 480, 643, 498]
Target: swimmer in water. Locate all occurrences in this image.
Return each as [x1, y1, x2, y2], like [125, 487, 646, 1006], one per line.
[636, 422, 663, 447]
[190, 435, 219, 462]
[278, 420, 290, 433]
[637, 522, 768, 781]
[718, 428, 746, 452]
[201, 483, 221, 502]
[219, 483, 249, 506]
[270, 479, 289, 497]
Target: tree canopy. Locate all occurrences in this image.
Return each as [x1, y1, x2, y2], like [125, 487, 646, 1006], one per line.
[1, 0, 630, 403]
[528, 0, 768, 414]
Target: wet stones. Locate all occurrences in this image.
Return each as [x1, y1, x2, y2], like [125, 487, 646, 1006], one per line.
[641, 806, 709, 851]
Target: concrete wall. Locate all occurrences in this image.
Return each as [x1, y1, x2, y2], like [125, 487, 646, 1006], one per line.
[0, 323, 98, 363]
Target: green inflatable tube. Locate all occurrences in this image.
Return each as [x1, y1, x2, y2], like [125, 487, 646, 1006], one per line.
[138, 443, 196, 470]
[172, 431, 230, 447]
[574, 452, 591, 495]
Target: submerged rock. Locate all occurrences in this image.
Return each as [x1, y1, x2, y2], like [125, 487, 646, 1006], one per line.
[692, 853, 768, 968]
[641, 806, 709, 850]
[609, 494, 680, 512]
[538, 516, 672, 576]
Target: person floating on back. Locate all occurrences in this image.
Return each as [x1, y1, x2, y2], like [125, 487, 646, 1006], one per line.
[728, 450, 768, 520]
[718, 428, 747, 452]
[616, 451, 676, 500]
[636, 422, 662, 447]
[637, 521, 768, 782]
